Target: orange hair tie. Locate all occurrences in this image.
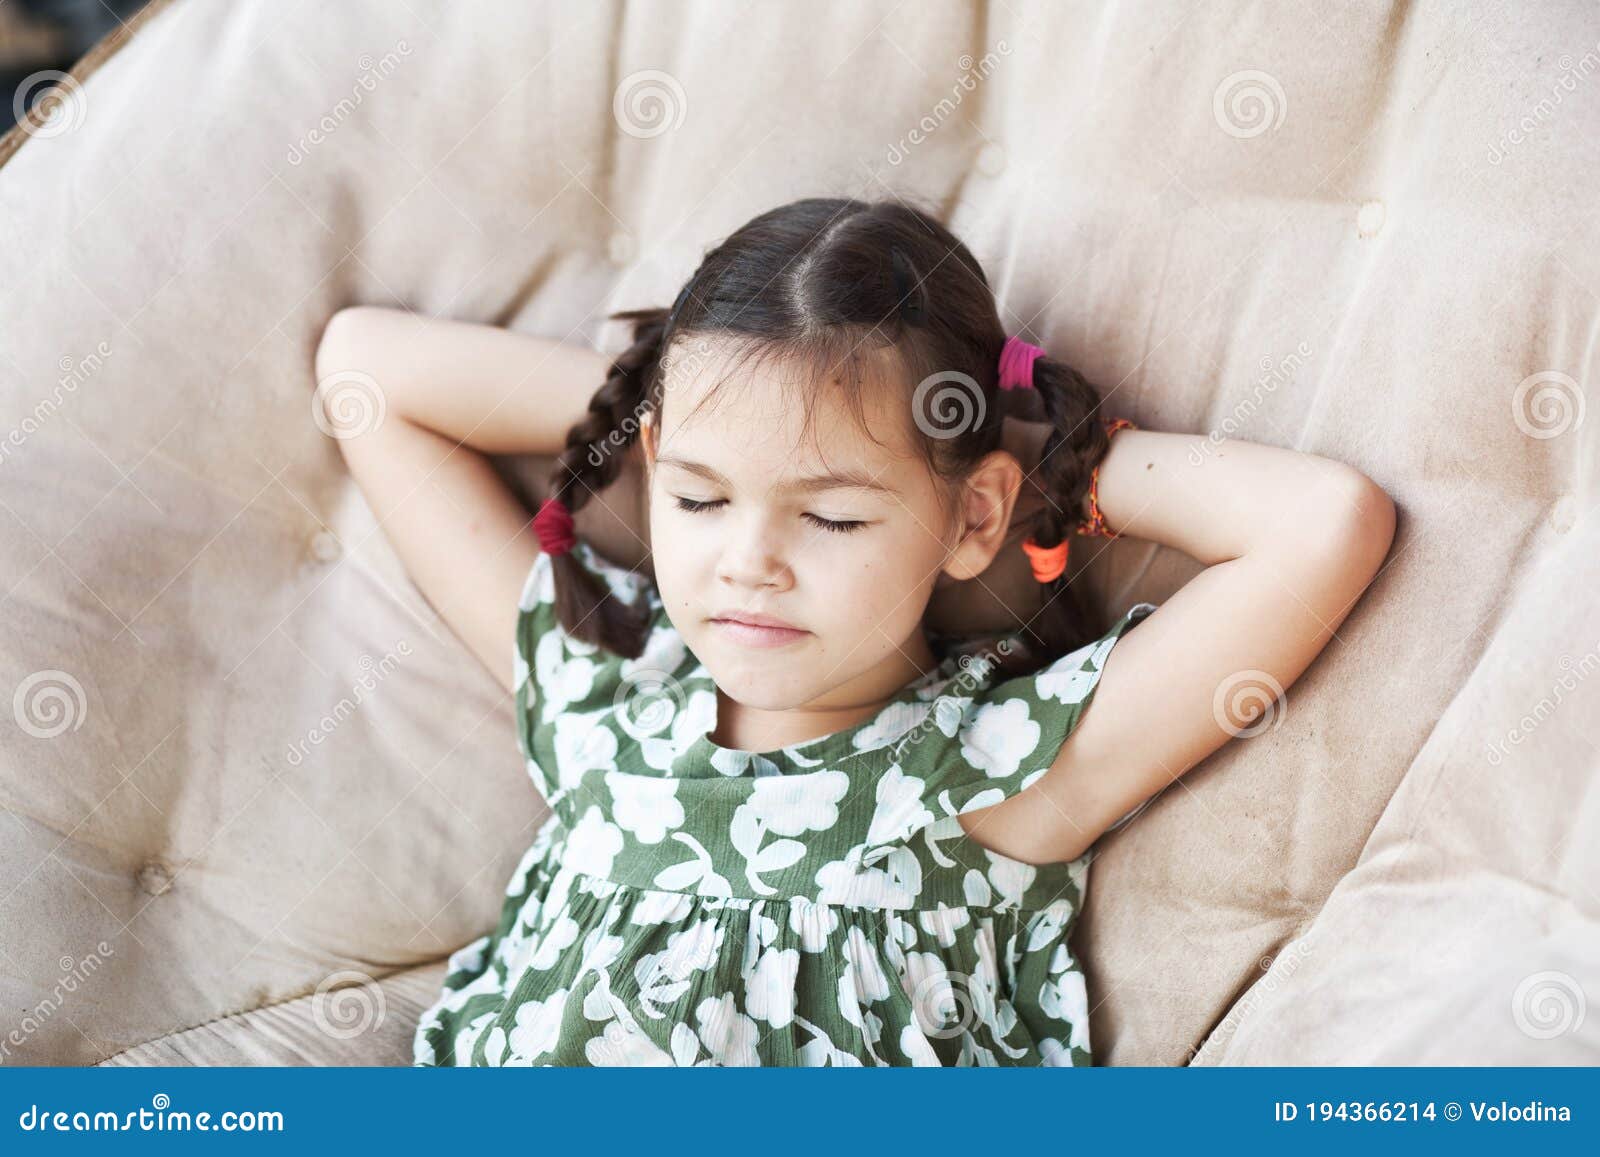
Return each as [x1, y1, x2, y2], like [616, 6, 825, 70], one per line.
[1020, 417, 1137, 583]
[1021, 536, 1071, 583]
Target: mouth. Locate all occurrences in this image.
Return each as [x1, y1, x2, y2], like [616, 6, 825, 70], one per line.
[708, 613, 811, 649]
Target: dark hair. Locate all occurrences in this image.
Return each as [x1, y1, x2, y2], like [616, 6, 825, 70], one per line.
[543, 195, 1116, 680]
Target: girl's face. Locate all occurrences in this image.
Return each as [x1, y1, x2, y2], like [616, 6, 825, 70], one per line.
[641, 339, 1017, 715]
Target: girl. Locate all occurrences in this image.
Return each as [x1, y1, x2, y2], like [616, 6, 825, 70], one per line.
[318, 196, 1394, 1067]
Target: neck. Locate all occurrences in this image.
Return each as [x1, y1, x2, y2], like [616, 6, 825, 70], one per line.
[710, 630, 939, 752]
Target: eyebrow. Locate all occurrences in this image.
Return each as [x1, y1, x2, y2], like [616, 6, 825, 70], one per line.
[654, 454, 898, 497]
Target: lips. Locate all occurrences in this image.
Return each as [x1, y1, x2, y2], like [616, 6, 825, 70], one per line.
[708, 611, 811, 649]
[710, 610, 803, 631]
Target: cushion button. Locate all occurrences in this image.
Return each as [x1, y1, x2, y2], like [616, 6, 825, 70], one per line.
[310, 530, 342, 562]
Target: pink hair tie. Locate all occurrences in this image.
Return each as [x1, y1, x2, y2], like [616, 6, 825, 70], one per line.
[532, 497, 577, 556]
[998, 335, 1045, 390]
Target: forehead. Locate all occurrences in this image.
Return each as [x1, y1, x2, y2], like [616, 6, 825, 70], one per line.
[655, 336, 922, 481]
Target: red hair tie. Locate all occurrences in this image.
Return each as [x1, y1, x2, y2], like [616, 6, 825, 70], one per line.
[532, 497, 577, 556]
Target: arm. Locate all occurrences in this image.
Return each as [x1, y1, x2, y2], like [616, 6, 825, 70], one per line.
[957, 429, 1398, 864]
[316, 306, 641, 692]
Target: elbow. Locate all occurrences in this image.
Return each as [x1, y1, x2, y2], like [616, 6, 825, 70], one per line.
[1313, 468, 1398, 580]
[314, 305, 368, 382]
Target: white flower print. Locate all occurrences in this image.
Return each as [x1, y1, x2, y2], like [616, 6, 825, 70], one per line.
[584, 1018, 676, 1066]
[951, 786, 1006, 815]
[984, 852, 1037, 910]
[632, 916, 725, 1018]
[1038, 1037, 1075, 1066]
[1026, 898, 1077, 952]
[959, 698, 1041, 780]
[795, 1013, 865, 1067]
[744, 946, 800, 1028]
[512, 639, 531, 695]
[605, 772, 683, 844]
[850, 699, 926, 752]
[630, 890, 695, 927]
[535, 630, 597, 725]
[836, 924, 891, 1040]
[563, 806, 624, 878]
[456, 1010, 498, 1065]
[814, 844, 922, 908]
[900, 1021, 942, 1065]
[710, 747, 784, 778]
[751, 913, 780, 950]
[638, 688, 717, 771]
[1034, 633, 1119, 705]
[743, 770, 850, 835]
[694, 993, 761, 1065]
[504, 985, 571, 1062]
[916, 903, 972, 948]
[528, 913, 580, 971]
[729, 804, 807, 896]
[864, 762, 933, 847]
[619, 625, 687, 689]
[788, 898, 839, 952]
[1038, 968, 1090, 1052]
[552, 711, 619, 792]
[653, 832, 734, 897]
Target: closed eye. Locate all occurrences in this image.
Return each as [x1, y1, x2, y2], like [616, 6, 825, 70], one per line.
[801, 512, 867, 535]
[672, 496, 867, 535]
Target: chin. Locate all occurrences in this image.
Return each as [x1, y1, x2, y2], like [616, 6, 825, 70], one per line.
[698, 639, 814, 707]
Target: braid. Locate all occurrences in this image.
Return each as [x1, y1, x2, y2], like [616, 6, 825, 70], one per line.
[992, 355, 1113, 679]
[542, 306, 669, 658]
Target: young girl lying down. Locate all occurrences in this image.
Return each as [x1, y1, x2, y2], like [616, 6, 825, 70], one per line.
[316, 196, 1394, 1067]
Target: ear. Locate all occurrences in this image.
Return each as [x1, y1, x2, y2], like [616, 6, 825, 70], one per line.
[943, 449, 1025, 581]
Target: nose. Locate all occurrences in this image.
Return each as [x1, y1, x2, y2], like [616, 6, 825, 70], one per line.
[715, 511, 792, 592]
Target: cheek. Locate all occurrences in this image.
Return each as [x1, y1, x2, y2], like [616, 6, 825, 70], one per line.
[810, 540, 934, 625]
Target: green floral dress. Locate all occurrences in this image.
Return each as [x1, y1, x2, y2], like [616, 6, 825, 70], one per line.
[413, 539, 1155, 1067]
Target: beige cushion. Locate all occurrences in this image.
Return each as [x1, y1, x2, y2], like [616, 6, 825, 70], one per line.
[97, 963, 445, 1066]
[1, 0, 1595, 1066]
